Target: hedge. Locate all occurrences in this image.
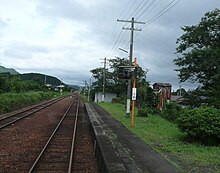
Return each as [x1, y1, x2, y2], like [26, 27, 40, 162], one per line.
[177, 107, 220, 145]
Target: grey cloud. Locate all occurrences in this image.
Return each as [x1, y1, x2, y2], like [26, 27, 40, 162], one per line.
[3, 41, 48, 59]
[0, 18, 7, 28]
[36, 0, 117, 22]
[36, 0, 81, 20]
[0, 18, 7, 36]
[36, 0, 126, 45]
[2, 0, 219, 88]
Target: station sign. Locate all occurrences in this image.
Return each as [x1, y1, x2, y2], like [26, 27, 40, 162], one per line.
[132, 88, 137, 100]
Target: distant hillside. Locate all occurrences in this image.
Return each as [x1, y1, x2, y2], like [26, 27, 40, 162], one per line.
[68, 84, 81, 89]
[19, 73, 62, 86]
[0, 66, 19, 75]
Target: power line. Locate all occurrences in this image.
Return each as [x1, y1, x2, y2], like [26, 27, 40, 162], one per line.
[135, 0, 157, 21]
[122, 0, 137, 19]
[132, 0, 154, 20]
[106, 0, 145, 58]
[133, 0, 182, 53]
[140, 0, 182, 28]
[106, 29, 128, 58]
[118, 0, 133, 19]
[136, 0, 163, 21]
[116, 0, 156, 53]
[105, 0, 150, 59]
[105, 0, 134, 58]
[126, 0, 146, 20]
[106, 0, 182, 60]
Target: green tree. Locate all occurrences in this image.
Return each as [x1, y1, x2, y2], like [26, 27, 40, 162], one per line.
[172, 88, 187, 96]
[0, 73, 45, 93]
[183, 88, 206, 108]
[90, 58, 129, 96]
[90, 57, 155, 107]
[174, 9, 220, 107]
[90, 67, 116, 93]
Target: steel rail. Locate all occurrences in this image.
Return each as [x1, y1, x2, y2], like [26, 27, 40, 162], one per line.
[0, 96, 66, 121]
[68, 98, 80, 173]
[28, 97, 77, 173]
[0, 97, 66, 129]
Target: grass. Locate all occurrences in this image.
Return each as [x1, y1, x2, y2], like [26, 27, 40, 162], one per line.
[0, 91, 67, 114]
[98, 102, 220, 173]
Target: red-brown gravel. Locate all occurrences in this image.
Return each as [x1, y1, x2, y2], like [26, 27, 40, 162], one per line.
[0, 97, 73, 173]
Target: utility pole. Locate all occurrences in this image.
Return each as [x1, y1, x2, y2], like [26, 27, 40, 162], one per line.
[101, 57, 107, 102]
[117, 17, 145, 117]
[179, 83, 182, 96]
[88, 78, 91, 102]
[84, 80, 87, 97]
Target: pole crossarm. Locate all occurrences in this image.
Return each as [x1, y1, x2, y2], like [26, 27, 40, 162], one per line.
[122, 27, 142, 31]
[117, 19, 145, 25]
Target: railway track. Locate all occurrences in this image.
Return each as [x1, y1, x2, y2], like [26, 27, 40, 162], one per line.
[28, 96, 80, 173]
[0, 96, 66, 130]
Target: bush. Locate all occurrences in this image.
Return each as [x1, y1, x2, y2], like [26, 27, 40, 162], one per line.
[137, 109, 149, 117]
[162, 102, 182, 122]
[0, 91, 58, 114]
[177, 107, 220, 145]
[148, 107, 161, 115]
[112, 98, 121, 103]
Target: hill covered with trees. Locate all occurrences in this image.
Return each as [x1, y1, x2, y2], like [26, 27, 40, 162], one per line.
[0, 66, 19, 75]
[19, 73, 62, 86]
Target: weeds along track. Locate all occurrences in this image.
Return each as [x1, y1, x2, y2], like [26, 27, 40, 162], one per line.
[0, 96, 66, 129]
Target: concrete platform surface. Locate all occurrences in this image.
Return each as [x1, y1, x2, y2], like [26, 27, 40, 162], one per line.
[85, 103, 180, 173]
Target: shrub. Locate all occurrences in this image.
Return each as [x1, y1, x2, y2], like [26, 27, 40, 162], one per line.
[137, 109, 149, 117]
[162, 101, 182, 122]
[0, 91, 58, 114]
[148, 107, 161, 115]
[177, 107, 220, 145]
[112, 98, 121, 103]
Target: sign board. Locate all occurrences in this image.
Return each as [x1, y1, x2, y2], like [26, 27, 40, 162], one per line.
[118, 66, 135, 80]
[132, 88, 137, 100]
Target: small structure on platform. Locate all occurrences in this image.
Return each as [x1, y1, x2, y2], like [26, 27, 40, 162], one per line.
[56, 84, 65, 94]
[94, 92, 117, 103]
[153, 83, 172, 110]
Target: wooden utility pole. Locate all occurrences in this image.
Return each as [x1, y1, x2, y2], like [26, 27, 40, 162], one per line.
[117, 17, 145, 117]
[102, 57, 107, 102]
[87, 78, 91, 102]
[84, 80, 86, 97]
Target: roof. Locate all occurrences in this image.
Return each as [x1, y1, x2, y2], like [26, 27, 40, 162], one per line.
[56, 85, 65, 88]
[171, 95, 182, 101]
[153, 83, 172, 87]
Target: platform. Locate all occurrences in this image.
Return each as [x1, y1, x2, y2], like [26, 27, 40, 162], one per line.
[85, 103, 180, 173]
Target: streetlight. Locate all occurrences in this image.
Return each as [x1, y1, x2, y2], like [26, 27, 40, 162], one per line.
[119, 47, 128, 54]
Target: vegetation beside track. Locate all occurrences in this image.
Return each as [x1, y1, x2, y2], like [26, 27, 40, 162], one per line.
[0, 72, 76, 114]
[97, 102, 220, 173]
[0, 91, 70, 114]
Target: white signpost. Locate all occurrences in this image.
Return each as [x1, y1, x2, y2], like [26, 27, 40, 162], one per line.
[132, 88, 137, 101]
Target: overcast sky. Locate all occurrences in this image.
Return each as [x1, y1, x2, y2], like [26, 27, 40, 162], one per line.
[0, 0, 219, 90]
